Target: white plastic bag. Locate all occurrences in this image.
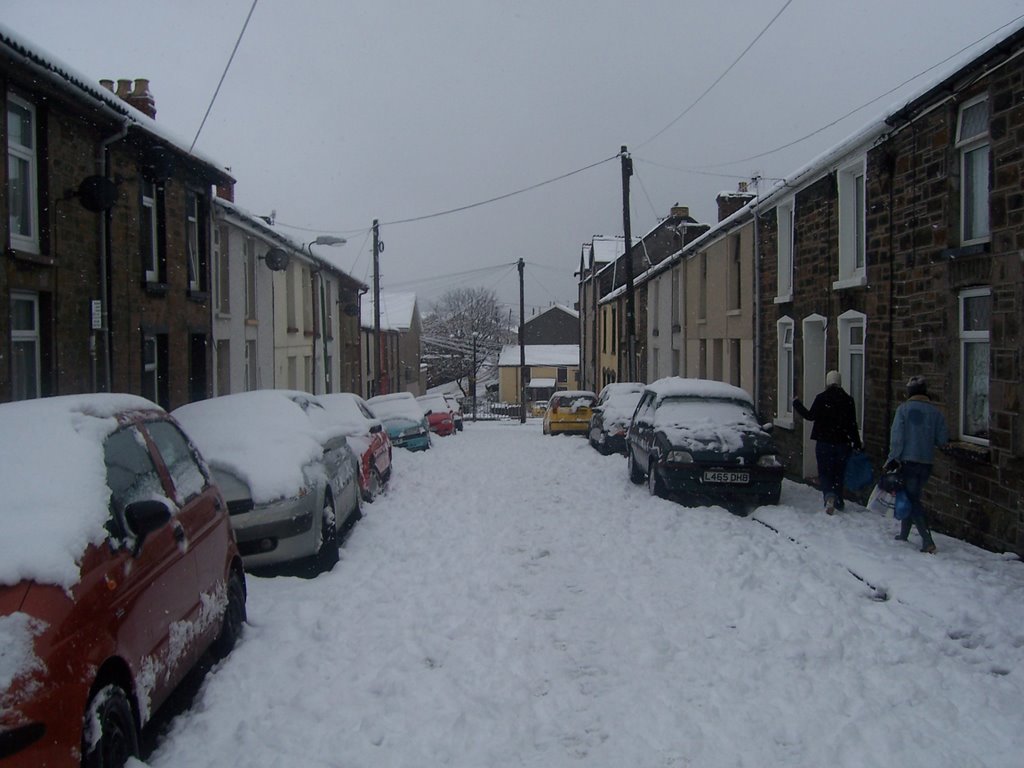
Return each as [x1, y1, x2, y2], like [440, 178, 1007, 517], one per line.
[867, 484, 896, 515]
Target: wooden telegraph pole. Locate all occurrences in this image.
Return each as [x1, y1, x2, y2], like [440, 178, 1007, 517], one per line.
[373, 219, 383, 396]
[518, 257, 526, 423]
[621, 145, 636, 382]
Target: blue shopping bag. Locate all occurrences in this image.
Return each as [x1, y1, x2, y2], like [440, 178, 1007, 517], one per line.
[894, 490, 913, 520]
[844, 450, 874, 491]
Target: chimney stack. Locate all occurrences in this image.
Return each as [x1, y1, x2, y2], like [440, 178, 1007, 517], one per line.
[669, 204, 690, 219]
[105, 78, 157, 119]
[216, 183, 236, 203]
[715, 182, 756, 222]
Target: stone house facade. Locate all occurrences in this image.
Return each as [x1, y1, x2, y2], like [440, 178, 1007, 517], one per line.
[2, 27, 233, 409]
[756, 24, 1024, 554]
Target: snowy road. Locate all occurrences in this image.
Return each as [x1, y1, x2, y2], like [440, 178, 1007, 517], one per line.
[142, 421, 1024, 768]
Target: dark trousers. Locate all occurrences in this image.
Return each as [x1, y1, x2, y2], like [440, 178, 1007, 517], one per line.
[815, 441, 851, 509]
[899, 461, 935, 547]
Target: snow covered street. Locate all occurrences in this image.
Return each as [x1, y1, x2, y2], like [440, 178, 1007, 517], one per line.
[140, 421, 1024, 768]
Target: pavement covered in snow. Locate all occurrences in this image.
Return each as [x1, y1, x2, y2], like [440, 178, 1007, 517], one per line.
[137, 420, 1024, 768]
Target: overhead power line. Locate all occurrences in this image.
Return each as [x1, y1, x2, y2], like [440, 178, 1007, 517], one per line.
[697, 12, 1024, 169]
[635, 0, 794, 149]
[191, 0, 259, 152]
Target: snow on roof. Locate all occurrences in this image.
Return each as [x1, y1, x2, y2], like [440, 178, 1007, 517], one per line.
[497, 344, 580, 367]
[0, 23, 232, 183]
[362, 292, 418, 331]
[0, 393, 162, 588]
[646, 377, 753, 404]
[529, 304, 580, 321]
[172, 391, 328, 505]
[213, 199, 366, 287]
[755, 18, 1024, 213]
[526, 378, 557, 389]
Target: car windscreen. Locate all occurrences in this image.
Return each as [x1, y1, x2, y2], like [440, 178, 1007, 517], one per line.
[654, 397, 759, 429]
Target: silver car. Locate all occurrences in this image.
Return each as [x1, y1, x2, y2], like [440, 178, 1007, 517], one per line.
[174, 390, 361, 573]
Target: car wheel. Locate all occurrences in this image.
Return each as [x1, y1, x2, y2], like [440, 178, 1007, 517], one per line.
[363, 466, 383, 503]
[82, 684, 138, 768]
[543, 422, 550, 435]
[627, 449, 644, 485]
[315, 494, 339, 573]
[210, 570, 246, 660]
[648, 460, 667, 498]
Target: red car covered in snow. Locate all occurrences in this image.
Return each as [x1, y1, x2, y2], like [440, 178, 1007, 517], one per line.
[317, 393, 393, 501]
[416, 393, 457, 437]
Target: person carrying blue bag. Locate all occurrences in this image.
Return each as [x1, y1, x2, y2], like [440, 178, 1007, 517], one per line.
[793, 370, 862, 515]
[885, 376, 949, 554]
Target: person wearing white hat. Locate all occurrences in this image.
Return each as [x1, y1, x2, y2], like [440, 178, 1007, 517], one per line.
[793, 370, 863, 514]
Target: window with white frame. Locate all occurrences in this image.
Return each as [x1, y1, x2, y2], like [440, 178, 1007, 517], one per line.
[141, 179, 163, 282]
[302, 268, 314, 333]
[10, 292, 40, 400]
[957, 95, 990, 245]
[244, 238, 257, 321]
[836, 159, 866, 287]
[185, 191, 205, 293]
[142, 335, 160, 403]
[776, 317, 794, 424]
[286, 264, 297, 331]
[7, 93, 39, 253]
[959, 287, 990, 443]
[728, 234, 742, 311]
[775, 200, 794, 302]
[245, 340, 258, 391]
[670, 269, 680, 328]
[216, 339, 231, 396]
[699, 253, 708, 320]
[215, 224, 230, 314]
[838, 310, 866, 430]
[651, 282, 659, 333]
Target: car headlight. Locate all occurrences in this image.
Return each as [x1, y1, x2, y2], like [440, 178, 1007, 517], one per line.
[757, 454, 783, 468]
[666, 450, 694, 464]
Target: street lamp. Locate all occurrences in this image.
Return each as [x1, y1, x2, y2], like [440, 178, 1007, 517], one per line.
[305, 236, 346, 394]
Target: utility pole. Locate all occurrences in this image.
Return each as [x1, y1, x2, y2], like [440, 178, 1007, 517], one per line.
[372, 219, 383, 396]
[621, 145, 636, 381]
[518, 257, 526, 424]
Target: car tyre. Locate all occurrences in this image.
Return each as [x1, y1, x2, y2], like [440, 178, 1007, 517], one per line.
[315, 494, 339, 573]
[210, 570, 246, 660]
[82, 684, 138, 768]
[648, 461, 668, 498]
[363, 466, 383, 503]
[627, 449, 644, 485]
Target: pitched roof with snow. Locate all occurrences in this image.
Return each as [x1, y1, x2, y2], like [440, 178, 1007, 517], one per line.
[0, 23, 232, 184]
[361, 292, 418, 332]
[497, 344, 580, 367]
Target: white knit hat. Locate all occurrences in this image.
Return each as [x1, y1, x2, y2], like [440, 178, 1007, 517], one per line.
[826, 370, 842, 388]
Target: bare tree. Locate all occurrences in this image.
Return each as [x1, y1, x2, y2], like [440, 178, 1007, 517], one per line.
[422, 287, 511, 391]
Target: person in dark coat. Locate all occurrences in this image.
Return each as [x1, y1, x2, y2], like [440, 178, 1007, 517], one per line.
[793, 370, 863, 514]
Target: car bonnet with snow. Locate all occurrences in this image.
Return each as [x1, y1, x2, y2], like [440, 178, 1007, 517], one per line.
[0, 394, 242, 766]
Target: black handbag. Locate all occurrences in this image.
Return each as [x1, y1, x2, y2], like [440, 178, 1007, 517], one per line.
[878, 466, 904, 492]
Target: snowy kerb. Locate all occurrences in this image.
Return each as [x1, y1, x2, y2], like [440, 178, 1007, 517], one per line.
[142, 421, 1024, 768]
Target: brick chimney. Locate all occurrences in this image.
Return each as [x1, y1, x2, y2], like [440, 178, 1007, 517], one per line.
[216, 183, 235, 202]
[715, 181, 755, 222]
[669, 205, 690, 219]
[101, 78, 157, 119]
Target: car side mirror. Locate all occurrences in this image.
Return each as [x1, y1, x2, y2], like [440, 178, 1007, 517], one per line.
[124, 499, 172, 553]
[369, 422, 383, 434]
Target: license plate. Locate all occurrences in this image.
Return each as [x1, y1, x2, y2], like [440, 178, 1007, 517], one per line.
[702, 470, 749, 484]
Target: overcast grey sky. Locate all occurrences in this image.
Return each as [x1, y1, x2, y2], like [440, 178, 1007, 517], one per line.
[6, 0, 1024, 318]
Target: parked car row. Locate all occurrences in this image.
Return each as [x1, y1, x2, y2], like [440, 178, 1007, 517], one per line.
[0, 386, 441, 767]
[544, 378, 785, 512]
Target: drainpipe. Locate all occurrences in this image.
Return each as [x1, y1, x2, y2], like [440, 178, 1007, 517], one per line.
[97, 120, 130, 393]
[751, 179, 762, 409]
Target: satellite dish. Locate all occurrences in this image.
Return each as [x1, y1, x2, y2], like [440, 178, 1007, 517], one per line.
[263, 247, 290, 271]
[77, 175, 119, 212]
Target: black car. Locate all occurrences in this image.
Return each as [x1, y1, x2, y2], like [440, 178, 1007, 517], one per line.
[588, 382, 644, 454]
[626, 377, 783, 510]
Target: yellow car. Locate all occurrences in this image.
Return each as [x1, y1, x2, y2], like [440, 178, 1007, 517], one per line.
[542, 390, 597, 435]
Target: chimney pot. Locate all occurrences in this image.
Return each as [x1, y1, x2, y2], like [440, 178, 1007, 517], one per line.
[100, 79, 115, 92]
[116, 79, 132, 98]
